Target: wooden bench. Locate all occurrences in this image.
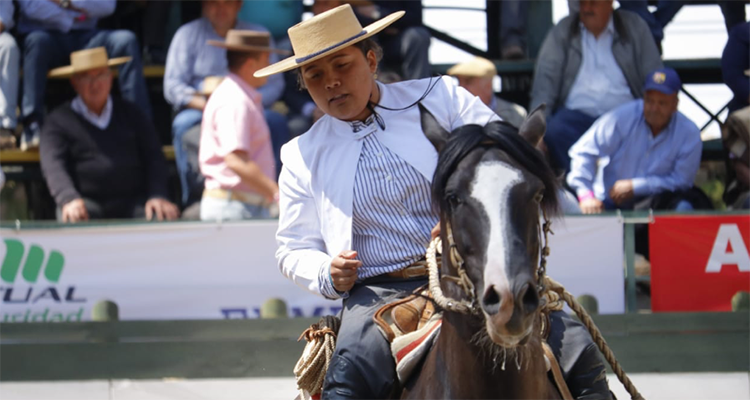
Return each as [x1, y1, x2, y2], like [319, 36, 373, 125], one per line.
[0, 146, 175, 164]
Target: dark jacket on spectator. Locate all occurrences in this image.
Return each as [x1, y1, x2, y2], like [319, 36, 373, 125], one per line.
[40, 98, 168, 207]
[530, 9, 663, 117]
[722, 21, 750, 114]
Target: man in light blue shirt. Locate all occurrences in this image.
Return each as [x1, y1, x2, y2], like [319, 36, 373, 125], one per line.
[567, 67, 704, 214]
[16, 0, 151, 151]
[164, 0, 288, 209]
[0, 0, 19, 149]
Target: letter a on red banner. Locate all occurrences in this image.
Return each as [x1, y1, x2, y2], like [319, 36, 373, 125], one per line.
[650, 215, 750, 312]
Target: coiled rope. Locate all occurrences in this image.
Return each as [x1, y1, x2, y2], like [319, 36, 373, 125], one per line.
[294, 315, 340, 398]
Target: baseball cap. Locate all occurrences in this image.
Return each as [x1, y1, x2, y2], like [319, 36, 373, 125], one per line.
[643, 67, 681, 95]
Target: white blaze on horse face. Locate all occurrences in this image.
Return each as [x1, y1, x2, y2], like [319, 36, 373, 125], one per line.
[470, 161, 523, 300]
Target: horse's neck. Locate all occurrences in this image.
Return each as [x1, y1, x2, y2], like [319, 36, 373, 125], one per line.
[430, 312, 549, 398]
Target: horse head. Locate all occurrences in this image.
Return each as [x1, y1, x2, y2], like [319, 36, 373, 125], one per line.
[422, 104, 559, 349]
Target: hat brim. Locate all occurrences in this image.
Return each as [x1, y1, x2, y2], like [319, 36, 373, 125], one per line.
[48, 56, 132, 78]
[254, 10, 404, 78]
[643, 82, 679, 95]
[207, 41, 291, 55]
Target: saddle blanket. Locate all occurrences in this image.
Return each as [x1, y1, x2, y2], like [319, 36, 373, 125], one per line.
[392, 314, 442, 383]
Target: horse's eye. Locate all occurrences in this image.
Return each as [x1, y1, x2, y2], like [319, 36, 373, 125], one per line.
[446, 193, 462, 209]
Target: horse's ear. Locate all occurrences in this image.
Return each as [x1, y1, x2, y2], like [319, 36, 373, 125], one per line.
[518, 104, 546, 148]
[419, 103, 449, 152]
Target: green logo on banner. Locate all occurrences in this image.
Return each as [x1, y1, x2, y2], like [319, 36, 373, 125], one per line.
[1, 239, 65, 283]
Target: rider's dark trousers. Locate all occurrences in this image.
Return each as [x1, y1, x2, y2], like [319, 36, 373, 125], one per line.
[322, 275, 427, 399]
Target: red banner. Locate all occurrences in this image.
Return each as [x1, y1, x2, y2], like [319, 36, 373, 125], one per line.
[650, 215, 750, 312]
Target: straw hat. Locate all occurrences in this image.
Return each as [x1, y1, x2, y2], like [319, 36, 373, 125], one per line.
[447, 57, 497, 79]
[200, 76, 224, 96]
[48, 47, 130, 78]
[254, 4, 404, 78]
[207, 30, 289, 54]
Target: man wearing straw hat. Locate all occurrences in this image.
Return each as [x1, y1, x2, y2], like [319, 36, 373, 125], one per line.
[261, 5, 610, 399]
[16, 0, 150, 151]
[198, 31, 284, 221]
[40, 47, 179, 223]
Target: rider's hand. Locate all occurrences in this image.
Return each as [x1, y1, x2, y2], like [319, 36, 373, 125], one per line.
[330, 250, 361, 293]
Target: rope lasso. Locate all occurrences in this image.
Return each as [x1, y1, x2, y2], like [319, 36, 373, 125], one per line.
[293, 315, 340, 398]
[543, 276, 645, 400]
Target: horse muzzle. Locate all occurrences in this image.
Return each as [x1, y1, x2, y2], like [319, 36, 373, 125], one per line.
[481, 281, 539, 347]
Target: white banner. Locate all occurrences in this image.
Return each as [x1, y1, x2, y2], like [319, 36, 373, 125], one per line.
[0, 216, 623, 322]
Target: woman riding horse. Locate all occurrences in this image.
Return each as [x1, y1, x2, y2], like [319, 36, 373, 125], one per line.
[257, 5, 612, 399]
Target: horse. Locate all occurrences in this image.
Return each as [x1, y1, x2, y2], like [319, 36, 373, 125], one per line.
[401, 105, 562, 399]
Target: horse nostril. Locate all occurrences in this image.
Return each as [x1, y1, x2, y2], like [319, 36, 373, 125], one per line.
[482, 285, 502, 314]
[519, 282, 539, 314]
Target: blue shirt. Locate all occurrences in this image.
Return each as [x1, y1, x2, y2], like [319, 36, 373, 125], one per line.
[567, 99, 702, 203]
[318, 116, 439, 299]
[164, 17, 284, 110]
[564, 18, 634, 117]
[17, 0, 115, 34]
[0, 0, 14, 31]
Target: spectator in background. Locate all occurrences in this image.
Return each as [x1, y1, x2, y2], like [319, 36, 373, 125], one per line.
[199, 31, 279, 221]
[40, 47, 178, 223]
[313, 0, 432, 80]
[530, 0, 662, 173]
[0, 0, 19, 149]
[164, 0, 288, 209]
[447, 56, 527, 128]
[16, 0, 151, 151]
[567, 68, 705, 215]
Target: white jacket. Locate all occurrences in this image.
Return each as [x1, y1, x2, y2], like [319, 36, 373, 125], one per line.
[275, 76, 499, 298]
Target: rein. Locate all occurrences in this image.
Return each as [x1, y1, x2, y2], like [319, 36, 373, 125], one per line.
[425, 211, 553, 315]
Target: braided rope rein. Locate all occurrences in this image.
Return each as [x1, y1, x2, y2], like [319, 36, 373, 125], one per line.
[425, 218, 644, 400]
[293, 315, 340, 398]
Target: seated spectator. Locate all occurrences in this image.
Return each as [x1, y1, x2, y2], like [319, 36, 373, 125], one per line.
[16, 0, 151, 151]
[531, 0, 662, 172]
[164, 0, 289, 209]
[313, 0, 432, 80]
[199, 31, 280, 221]
[722, 106, 750, 210]
[40, 47, 178, 223]
[447, 56, 527, 128]
[0, 0, 19, 149]
[567, 68, 706, 214]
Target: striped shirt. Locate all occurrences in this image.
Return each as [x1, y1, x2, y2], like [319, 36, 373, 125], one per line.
[352, 125, 439, 277]
[318, 117, 440, 299]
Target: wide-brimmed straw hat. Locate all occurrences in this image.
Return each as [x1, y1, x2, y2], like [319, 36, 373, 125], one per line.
[48, 47, 130, 78]
[447, 57, 497, 79]
[254, 4, 404, 78]
[208, 30, 289, 54]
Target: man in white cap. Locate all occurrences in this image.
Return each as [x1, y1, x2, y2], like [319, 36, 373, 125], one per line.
[447, 56, 527, 128]
[198, 30, 283, 220]
[40, 47, 179, 223]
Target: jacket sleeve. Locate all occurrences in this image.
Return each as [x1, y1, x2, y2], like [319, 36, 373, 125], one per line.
[40, 112, 81, 207]
[275, 143, 339, 300]
[722, 23, 750, 103]
[530, 25, 566, 117]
